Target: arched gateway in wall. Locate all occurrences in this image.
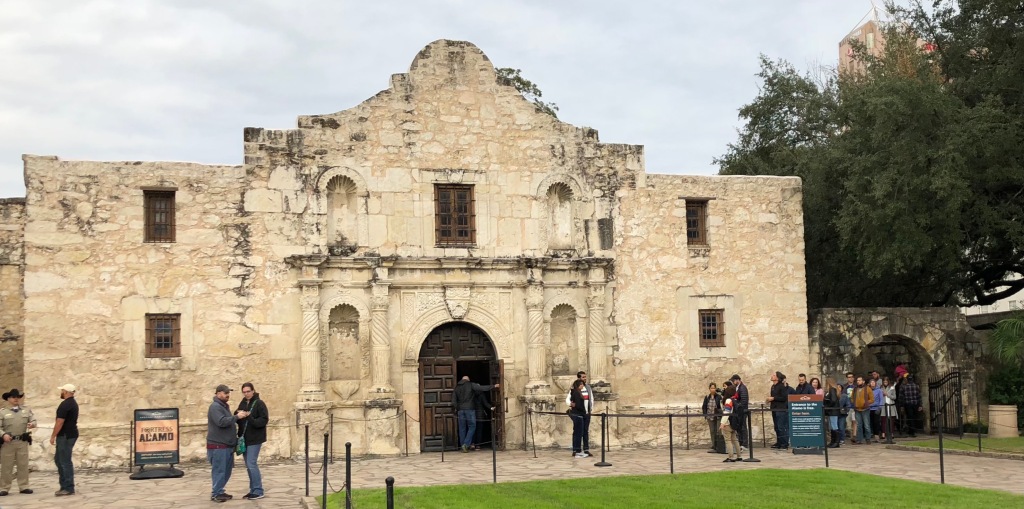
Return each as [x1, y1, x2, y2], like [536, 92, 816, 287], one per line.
[418, 322, 504, 452]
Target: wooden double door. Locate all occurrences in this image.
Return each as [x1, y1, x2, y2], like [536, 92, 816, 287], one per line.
[418, 322, 504, 452]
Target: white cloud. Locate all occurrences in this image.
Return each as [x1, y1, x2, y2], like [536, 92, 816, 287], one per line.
[0, 0, 878, 197]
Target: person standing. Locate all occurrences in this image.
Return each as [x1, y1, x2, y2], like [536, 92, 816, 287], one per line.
[898, 373, 922, 437]
[234, 382, 268, 500]
[842, 372, 857, 441]
[793, 374, 815, 395]
[767, 372, 790, 449]
[568, 379, 588, 458]
[564, 371, 595, 457]
[729, 374, 749, 448]
[810, 377, 824, 396]
[701, 383, 723, 451]
[0, 389, 36, 496]
[452, 376, 498, 453]
[208, 384, 248, 503]
[869, 379, 884, 443]
[49, 383, 79, 497]
[851, 376, 874, 444]
[823, 378, 842, 448]
[881, 376, 899, 439]
[719, 386, 741, 462]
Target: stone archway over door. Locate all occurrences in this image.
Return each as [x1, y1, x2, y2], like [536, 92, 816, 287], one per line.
[418, 322, 504, 452]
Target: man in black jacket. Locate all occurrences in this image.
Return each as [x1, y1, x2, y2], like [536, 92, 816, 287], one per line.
[729, 374, 749, 448]
[767, 372, 790, 449]
[452, 376, 499, 453]
[235, 382, 269, 500]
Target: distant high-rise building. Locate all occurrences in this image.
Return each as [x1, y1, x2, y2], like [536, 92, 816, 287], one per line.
[839, 6, 886, 74]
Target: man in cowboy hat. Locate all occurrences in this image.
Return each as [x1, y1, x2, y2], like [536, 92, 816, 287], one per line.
[0, 388, 37, 496]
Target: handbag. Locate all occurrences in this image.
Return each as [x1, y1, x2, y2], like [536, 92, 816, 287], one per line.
[235, 435, 246, 456]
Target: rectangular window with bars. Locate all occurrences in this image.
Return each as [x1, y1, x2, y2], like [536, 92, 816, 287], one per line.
[144, 190, 176, 242]
[146, 313, 181, 358]
[698, 309, 725, 348]
[434, 184, 476, 246]
[686, 201, 708, 245]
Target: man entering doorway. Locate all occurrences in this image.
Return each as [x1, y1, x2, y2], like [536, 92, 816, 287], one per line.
[452, 376, 499, 452]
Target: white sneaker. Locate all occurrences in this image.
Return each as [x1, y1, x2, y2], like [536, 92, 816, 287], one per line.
[574, 453, 587, 458]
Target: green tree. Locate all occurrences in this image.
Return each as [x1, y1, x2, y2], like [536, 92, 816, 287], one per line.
[496, 67, 559, 118]
[719, 2, 1024, 308]
[989, 314, 1024, 367]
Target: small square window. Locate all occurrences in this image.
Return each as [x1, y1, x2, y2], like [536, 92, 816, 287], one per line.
[144, 191, 176, 242]
[686, 201, 708, 246]
[146, 314, 181, 358]
[434, 184, 476, 246]
[698, 309, 725, 348]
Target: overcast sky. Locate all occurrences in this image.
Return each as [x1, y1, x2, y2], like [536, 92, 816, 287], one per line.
[0, 0, 885, 198]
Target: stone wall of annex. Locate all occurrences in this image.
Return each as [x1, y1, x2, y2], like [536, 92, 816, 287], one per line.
[613, 174, 810, 410]
[0, 198, 26, 392]
[20, 157, 302, 468]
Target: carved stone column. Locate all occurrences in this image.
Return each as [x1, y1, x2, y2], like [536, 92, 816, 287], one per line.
[370, 281, 394, 395]
[299, 282, 325, 401]
[587, 284, 608, 384]
[525, 284, 549, 391]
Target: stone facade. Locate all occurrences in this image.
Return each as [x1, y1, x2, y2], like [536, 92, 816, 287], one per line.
[0, 198, 26, 392]
[3, 40, 810, 468]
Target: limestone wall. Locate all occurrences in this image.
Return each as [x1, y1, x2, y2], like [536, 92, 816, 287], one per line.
[612, 174, 810, 405]
[20, 156, 303, 468]
[0, 198, 25, 391]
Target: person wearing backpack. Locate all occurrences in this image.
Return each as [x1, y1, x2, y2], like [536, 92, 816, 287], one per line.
[235, 382, 269, 500]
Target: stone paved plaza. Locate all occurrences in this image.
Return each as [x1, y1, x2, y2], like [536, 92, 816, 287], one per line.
[3, 444, 1021, 508]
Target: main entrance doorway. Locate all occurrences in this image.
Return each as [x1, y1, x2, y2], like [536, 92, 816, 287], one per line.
[418, 322, 504, 452]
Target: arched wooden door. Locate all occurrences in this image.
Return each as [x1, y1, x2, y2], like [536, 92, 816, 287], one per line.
[418, 322, 504, 452]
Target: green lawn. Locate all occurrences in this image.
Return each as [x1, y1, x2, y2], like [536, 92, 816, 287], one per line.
[902, 436, 1024, 453]
[321, 469, 1023, 509]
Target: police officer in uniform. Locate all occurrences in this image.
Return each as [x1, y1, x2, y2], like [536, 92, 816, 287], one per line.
[0, 388, 37, 496]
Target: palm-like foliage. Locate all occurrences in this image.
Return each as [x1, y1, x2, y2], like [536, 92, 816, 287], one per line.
[989, 315, 1024, 367]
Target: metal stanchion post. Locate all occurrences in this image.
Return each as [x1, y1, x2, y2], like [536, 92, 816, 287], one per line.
[345, 442, 352, 509]
[441, 416, 446, 462]
[528, 408, 537, 458]
[885, 403, 894, 444]
[742, 411, 760, 462]
[760, 405, 767, 448]
[684, 405, 690, 450]
[404, 411, 409, 456]
[385, 476, 395, 509]
[822, 410, 829, 468]
[304, 425, 310, 497]
[329, 413, 334, 464]
[975, 379, 982, 453]
[322, 433, 329, 509]
[937, 411, 945, 484]
[668, 415, 674, 474]
[595, 412, 612, 467]
[491, 413, 497, 484]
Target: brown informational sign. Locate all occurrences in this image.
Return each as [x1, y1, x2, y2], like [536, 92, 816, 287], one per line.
[134, 408, 180, 465]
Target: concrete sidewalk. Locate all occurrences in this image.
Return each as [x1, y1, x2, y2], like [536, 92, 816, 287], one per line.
[4, 444, 1022, 508]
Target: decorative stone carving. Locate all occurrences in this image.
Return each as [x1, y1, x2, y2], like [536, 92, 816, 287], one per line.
[370, 283, 393, 394]
[444, 286, 471, 320]
[586, 284, 608, 383]
[299, 282, 324, 400]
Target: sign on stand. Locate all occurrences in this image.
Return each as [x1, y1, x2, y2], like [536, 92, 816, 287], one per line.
[788, 394, 825, 455]
[130, 408, 185, 480]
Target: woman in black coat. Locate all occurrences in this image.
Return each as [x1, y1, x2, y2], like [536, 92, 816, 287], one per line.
[569, 379, 587, 458]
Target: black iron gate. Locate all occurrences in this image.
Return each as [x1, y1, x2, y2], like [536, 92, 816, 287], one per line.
[928, 369, 963, 436]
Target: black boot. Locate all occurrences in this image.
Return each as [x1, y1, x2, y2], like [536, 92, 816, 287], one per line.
[828, 430, 840, 448]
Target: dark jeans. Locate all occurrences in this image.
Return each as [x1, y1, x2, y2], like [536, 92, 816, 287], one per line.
[457, 409, 476, 448]
[735, 412, 748, 447]
[902, 404, 919, 435]
[771, 409, 789, 447]
[570, 414, 585, 453]
[54, 436, 77, 493]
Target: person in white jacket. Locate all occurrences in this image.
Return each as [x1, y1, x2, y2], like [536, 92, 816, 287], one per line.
[565, 371, 594, 457]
